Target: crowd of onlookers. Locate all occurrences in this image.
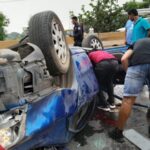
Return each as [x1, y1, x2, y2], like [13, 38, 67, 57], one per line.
[71, 8, 150, 143]
[108, 8, 150, 143]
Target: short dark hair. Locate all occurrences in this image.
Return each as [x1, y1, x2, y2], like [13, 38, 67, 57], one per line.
[128, 9, 138, 16]
[72, 16, 78, 21]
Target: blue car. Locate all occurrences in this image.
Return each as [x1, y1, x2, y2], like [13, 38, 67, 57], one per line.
[0, 11, 127, 150]
[0, 11, 101, 150]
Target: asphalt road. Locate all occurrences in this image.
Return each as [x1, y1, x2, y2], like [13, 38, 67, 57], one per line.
[66, 85, 150, 150]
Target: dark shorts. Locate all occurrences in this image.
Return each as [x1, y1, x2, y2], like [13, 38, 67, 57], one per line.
[124, 64, 150, 97]
[94, 59, 118, 82]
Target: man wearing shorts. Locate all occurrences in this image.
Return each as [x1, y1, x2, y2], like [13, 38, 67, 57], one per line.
[109, 38, 150, 142]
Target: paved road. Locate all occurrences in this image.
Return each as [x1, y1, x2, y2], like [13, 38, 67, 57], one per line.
[66, 85, 150, 150]
[67, 40, 149, 150]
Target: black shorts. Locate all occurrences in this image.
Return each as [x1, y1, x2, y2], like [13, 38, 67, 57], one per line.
[94, 59, 118, 83]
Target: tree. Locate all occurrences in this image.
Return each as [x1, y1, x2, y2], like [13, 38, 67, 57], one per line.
[143, 0, 150, 7]
[0, 12, 9, 40]
[123, 1, 150, 12]
[73, 0, 127, 32]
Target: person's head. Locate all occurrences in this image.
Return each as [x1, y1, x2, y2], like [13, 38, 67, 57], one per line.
[128, 9, 138, 21]
[71, 16, 78, 25]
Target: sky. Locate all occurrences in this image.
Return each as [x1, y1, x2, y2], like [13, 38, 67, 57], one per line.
[0, 0, 141, 33]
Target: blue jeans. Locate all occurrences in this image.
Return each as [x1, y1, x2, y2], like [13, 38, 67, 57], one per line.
[124, 64, 150, 97]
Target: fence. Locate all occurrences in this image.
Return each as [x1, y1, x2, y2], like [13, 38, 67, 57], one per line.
[66, 31, 125, 46]
[0, 32, 125, 49]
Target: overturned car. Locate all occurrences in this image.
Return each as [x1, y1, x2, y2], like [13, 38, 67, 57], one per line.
[0, 11, 126, 150]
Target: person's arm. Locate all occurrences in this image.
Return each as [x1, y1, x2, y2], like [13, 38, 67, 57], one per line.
[142, 19, 150, 37]
[124, 21, 128, 45]
[121, 49, 133, 71]
[125, 28, 127, 45]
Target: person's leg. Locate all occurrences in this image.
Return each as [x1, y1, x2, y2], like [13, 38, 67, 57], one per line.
[74, 40, 82, 46]
[108, 96, 136, 143]
[109, 65, 147, 142]
[97, 91, 107, 105]
[105, 60, 118, 107]
[106, 79, 114, 105]
[94, 61, 110, 110]
[97, 91, 110, 111]
[120, 65, 146, 122]
[117, 96, 136, 130]
[104, 78, 117, 109]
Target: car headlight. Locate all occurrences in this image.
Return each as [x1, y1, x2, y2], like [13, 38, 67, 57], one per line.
[0, 106, 26, 149]
[0, 128, 14, 148]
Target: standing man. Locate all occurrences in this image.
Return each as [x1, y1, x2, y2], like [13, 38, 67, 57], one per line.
[71, 16, 84, 46]
[109, 38, 150, 142]
[125, 18, 133, 46]
[128, 9, 150, 45]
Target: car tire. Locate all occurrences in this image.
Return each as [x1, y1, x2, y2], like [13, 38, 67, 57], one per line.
[29, 11, 70, 76]
[82, 34, 104, 50]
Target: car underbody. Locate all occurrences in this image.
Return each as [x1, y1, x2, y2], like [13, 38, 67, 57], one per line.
[0, 10, 150, 150]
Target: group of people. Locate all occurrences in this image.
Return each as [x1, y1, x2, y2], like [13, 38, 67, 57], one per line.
[71, 16, 119, 111]
[109, 9, 150, 142]
[72, 9, 150, 143]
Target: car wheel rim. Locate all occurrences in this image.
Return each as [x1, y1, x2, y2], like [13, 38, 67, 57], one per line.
[51, 19, 67, 64]
[90, 38, 102, 49]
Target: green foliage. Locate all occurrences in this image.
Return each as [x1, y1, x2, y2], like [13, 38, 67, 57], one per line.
[73, 0, 127, 32]
[69, 11, 74, 18]
[143, 0, 150, 3]
[0, 12, 9, 40]
[123, 1, 150, 12]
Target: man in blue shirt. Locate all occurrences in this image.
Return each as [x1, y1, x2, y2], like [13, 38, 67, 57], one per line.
[125, 19, 133, 46]
[128, 9, 150, 45]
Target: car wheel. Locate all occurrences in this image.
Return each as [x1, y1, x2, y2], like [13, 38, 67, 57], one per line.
[68, 97, 97, 133]
[82, 35, 104, 50]
[29, 11, 70, 76]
